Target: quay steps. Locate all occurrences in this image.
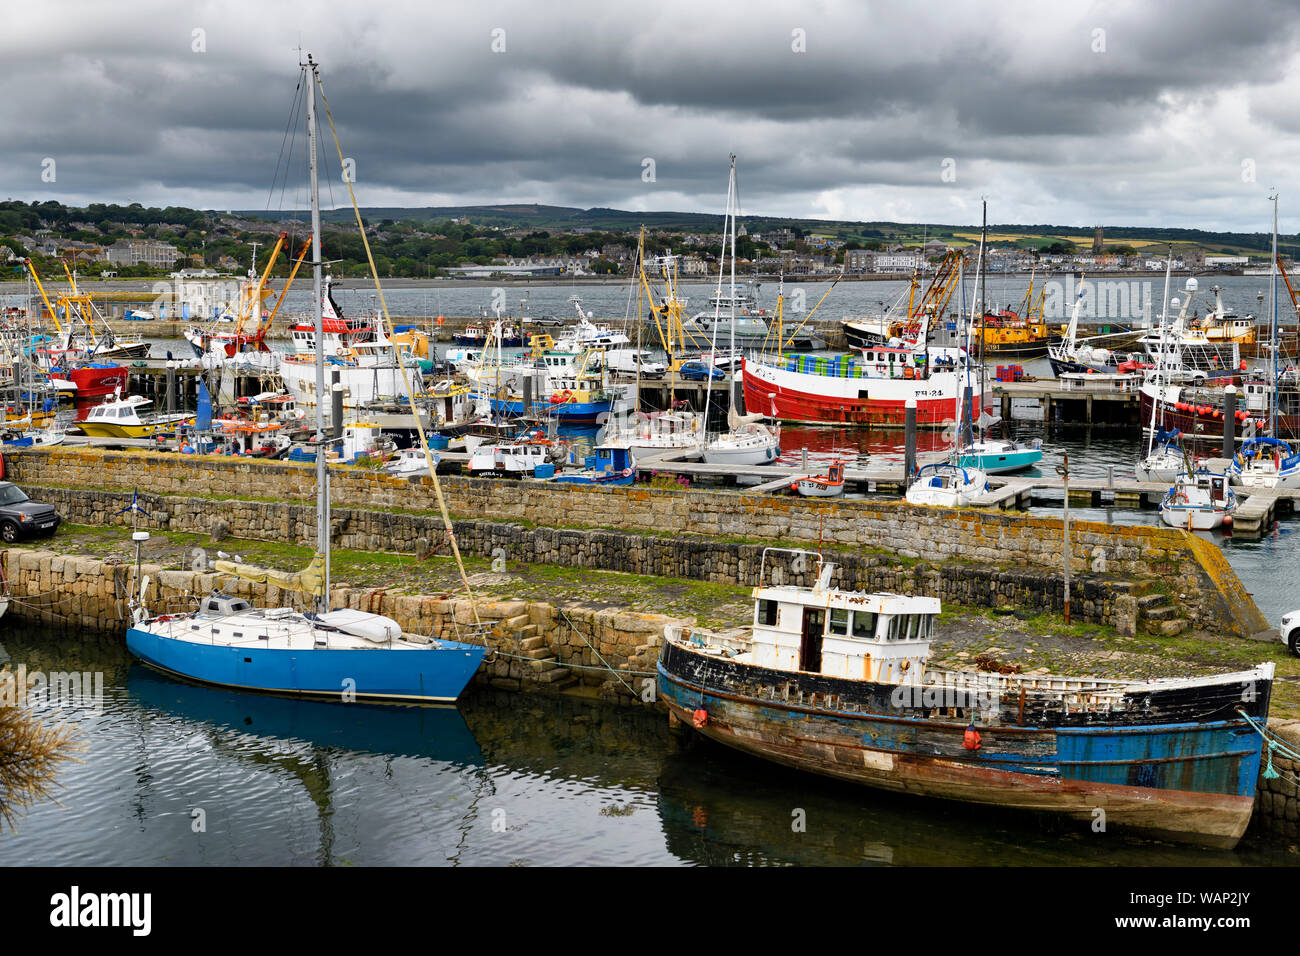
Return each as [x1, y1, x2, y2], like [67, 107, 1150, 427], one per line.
[514, 623, 576, 688]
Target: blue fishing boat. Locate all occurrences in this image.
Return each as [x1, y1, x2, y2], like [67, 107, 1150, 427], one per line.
[487, 393, 612, 424]
[555, 445, 636, 485]
[658, 548, 1275, 848]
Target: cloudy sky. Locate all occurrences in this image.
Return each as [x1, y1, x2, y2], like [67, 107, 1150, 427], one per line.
[3, 1, 1298, 232]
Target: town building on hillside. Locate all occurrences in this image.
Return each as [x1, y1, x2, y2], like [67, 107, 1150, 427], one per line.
[844, 249, 876, 272]
[105, 239, 181, 268]
[874, 253, 921, 273]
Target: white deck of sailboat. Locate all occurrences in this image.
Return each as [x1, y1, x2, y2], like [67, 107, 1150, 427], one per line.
[139, 609, 437, 651]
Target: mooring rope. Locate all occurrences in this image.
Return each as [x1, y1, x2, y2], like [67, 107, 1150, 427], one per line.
[1239, 709, 1300, 784]
[556, 606, 644, 698]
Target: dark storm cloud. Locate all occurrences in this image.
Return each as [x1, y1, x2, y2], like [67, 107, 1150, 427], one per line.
[2, 1, 1298, 230]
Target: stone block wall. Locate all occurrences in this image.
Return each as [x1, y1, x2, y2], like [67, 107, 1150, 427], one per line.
[26, 486, 1141, 628]
[2, 447, 1268, 636]
[1253, 720, 1300, 842]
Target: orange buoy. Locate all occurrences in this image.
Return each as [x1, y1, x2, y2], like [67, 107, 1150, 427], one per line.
[692, 708, 708, 729]
[963, 723, 982, 751]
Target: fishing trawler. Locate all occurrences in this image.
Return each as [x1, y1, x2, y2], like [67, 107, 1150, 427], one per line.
[657, 548, 1275, 848]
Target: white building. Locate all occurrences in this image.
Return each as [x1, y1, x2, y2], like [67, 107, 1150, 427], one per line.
[873, 254, 921, 273]
[105, 239, 181, 268]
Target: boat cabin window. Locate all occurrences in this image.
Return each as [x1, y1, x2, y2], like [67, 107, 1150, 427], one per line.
[885, 614, 930, 641]
[756, 599, 778, 627]
[828, 607, 849, 635]
[852, 611, 877, 639]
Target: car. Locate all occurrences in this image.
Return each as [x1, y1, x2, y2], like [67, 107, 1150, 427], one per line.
[0, 481, 61, 542]
[1281, 612, 1300, 657]
[679, 361, 725, 381]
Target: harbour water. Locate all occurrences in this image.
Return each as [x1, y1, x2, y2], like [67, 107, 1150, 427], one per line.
[0, 629, 1293, 866]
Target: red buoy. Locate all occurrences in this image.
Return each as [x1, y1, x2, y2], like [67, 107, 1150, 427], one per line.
[963, 723, 982, 751]
[692, 708, 708, 729]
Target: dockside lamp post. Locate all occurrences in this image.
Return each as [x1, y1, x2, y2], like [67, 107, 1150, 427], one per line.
[1056, 453, 1071, 624]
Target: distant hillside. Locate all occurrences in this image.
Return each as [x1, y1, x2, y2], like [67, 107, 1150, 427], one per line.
[232, 203, 1300, 256]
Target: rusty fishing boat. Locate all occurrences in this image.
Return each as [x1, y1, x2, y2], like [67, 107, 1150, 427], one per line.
[657, 548, 1273, 848]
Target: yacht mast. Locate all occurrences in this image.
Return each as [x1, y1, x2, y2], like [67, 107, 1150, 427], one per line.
[727, 155, 738, 422]
[701, 161, 732, 433]
[306, 54, 329, 610]
[1271, 192, 1279, 437]
[1147, 247, 1173, 458]
[978, 200, 987, 441]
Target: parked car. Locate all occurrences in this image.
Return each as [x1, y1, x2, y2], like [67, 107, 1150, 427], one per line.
[0, 481, 60, 542]
[679, 360, 725, 381]
[1280, 611, 1300, 657]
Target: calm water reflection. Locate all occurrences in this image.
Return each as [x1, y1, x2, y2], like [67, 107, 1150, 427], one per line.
[0, 630, 1292, 866]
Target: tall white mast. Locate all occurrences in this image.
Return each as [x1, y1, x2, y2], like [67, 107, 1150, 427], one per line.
[701, 156, 735, 432]
[1270, 192, 1279, 437]
[727, 155, 738, 422]
[306, 54, 329, 610]
[1147, 247, 1173, 458]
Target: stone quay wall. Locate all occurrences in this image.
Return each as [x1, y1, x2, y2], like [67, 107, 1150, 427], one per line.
[4, 448, 1268, 636]
[0, 547, 673, 703]
[1253, 721, 1300, 843]
[28, 484, 1140, 629]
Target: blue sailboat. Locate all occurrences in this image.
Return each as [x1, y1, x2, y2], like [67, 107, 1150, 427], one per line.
[126, 57, 486, 705]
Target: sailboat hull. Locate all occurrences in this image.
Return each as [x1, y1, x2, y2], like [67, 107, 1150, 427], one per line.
[954, 448, 1042, 474]
[126, 626, 486, 703]
[702, 440, 780, 466]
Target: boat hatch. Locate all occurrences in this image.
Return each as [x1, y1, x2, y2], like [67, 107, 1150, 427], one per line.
[203, 595, 253, 615]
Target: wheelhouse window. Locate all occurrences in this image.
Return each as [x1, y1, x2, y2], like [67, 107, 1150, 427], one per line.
[852, 611, 877, 639]
[756, 599, 778, 627]
[828, 607, 849, 636]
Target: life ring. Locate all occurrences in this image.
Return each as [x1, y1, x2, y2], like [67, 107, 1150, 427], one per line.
[1174, 491, 1189, 504]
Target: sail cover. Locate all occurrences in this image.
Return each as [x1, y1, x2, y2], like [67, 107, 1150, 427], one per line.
[212, 552, 326, 601]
